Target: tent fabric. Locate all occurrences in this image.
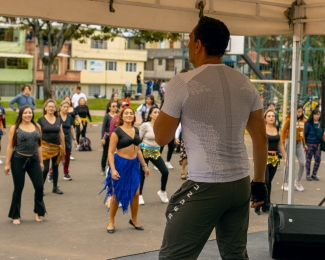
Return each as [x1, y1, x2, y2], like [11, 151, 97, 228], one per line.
[0, 0, 325, 36]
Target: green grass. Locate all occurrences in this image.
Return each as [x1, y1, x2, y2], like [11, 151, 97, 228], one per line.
[4, 111, 104, 126]
[1, 99, 141, 111]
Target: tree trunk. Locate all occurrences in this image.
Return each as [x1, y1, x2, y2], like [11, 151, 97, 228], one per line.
[43, 63, 52, 100]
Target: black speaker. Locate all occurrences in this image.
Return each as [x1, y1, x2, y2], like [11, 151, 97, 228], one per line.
[268, 204, 325, 259]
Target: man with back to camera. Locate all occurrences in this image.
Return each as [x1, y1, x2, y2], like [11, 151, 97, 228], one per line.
[154, 16, 268, 260]
[9, 85, 36, 113]
[72, 86, 87, 108]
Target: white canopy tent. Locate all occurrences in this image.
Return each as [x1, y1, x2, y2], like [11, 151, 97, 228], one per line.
[1, 0, 325, 204]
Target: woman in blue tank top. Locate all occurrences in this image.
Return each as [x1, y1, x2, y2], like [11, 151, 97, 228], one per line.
[100, 107, 149, 234]
[4, 105, 46, 224]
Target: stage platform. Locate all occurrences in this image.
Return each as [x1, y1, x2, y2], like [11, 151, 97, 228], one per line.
[110, 230, 282, 260]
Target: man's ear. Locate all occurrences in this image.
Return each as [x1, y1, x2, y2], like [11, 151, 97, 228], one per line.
[195, 39, 203, 54]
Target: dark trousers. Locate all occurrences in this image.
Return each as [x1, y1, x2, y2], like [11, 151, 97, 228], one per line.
[43, 156, 59, 188]
[160, 139, 175, 162]
[76, 122, 88, 144]
[159, 176, 250, 260]
[305, 143, 322, 176]
[140, 156, 169, 195]
[8, 152, 46, 219]
[101, 138, 110, 171]
[256, 163, 278, 211]
[63, 149, 71, 174]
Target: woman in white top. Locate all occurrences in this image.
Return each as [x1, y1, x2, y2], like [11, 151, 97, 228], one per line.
[139, 107, 169, 205]
[175, 123, 188, 180]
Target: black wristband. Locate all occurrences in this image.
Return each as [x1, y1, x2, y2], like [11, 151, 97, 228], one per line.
[250, 181, 268, 202]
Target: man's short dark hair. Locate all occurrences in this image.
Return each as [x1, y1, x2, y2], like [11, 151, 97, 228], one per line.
[194, 16, 230, 57]
[77, 86, 81, 90]
[22, 85, 31, 92]
[267, 102, 276, 107]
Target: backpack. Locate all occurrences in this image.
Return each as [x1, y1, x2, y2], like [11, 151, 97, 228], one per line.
[79, 137, 92, 151]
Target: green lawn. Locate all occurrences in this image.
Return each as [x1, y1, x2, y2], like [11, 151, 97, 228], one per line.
[1, 99, 140, 111]
[4, 111, 104, 126]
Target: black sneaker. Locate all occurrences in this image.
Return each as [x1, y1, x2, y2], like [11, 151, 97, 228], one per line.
[311, 175, 320, 181]
[254, 208, 261, 215]
[63, 174, 72, 181]
[52, 187, 63, 194]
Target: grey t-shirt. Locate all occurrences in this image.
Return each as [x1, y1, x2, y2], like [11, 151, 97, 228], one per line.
[161, 64, 263, 183]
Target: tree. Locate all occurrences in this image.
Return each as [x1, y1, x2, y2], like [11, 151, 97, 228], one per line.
[19, 19, 181, 100]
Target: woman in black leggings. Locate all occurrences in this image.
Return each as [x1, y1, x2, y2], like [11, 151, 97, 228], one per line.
[38, 99, 65, 195]
[4, 105, 46, 224]
[74, 97, 92, 148]
[254, 109, 287, 215]
[139, 107, 169, 205]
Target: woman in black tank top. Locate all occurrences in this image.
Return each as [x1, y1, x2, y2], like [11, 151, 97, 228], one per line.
[4, 105, 46, 224]
[254, 110, 287, 215]
[100, 107, 149, 234]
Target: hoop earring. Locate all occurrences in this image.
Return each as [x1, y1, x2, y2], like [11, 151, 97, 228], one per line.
[120, 119, 124, 124]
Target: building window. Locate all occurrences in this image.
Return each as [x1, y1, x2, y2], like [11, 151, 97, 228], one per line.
[0, 28, 18, 42]
[88, 85, 101, 96]
[74, 59, 87, 70]
[106, 61, 117, 71]
[0, 58, 29, 69]
[144, 59, 154, 71]
[51, 58, 59, 74]
[158, 59, 162, 65]
[126, 62, 137, 72]
[165, 59, 175, 71]
[91, 39, 107, 49]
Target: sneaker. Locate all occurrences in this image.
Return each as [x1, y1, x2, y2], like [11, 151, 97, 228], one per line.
[0, 159, 2, 164]
[76, 145, 80, 150]
[295, 180, 304, 192]
[157, 190, 169, 203]
[254, 208, 261, 215]
[100, 169, 105, 176]
[165, 162, 174, 169]
[70, 156, 75, 161]
[139, 195, 145, 205]
[118, 202, 122, 208]
[63, 174, 72, 180]
[281, 183, 288, 191]
[48, 174, 53, 183]
[52, 187, 63, 194]
[311, 175, 320, 181]
[154, 166, 158, 171]
[306, 176, 312, 181]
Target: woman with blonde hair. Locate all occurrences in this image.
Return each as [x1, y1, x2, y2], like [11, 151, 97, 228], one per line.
[38, 99, 65, 194]
[4, 105, 45, 224]
[254, 109, 287, 215]
[59, 100, 78, 180]
[100, 106, 149, 234]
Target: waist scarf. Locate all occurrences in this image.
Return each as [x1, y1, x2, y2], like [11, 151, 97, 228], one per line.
[42, 140, 65, 165]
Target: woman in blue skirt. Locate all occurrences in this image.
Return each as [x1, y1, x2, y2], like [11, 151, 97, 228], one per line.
[100, 106, 150, 234]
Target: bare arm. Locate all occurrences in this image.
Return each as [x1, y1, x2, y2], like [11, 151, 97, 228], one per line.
[154, 111, 179, 146]
[4, 126, 15, 175]
[246, 109, 268, 183]
[108, 132, 118, 171]
[36, 123, 43, 165]
[137, 147, 150, 177]
[278, 135, 287, 162]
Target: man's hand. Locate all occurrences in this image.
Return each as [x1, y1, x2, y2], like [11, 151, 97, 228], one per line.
[250, 181, 268, 208]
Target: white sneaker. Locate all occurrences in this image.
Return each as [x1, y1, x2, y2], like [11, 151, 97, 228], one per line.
[165, 162, 174, 169]
[281, 183, 289, 191]
[139, 195, 145, 205]
[0, 159, 2, 164]
[70, 156, 75, 161]
[76, 145, 80, 150]
[154, 166, 158, 170]
[118, 202, 122, 208]
[295, 180, 304, 192]
[157, 190, 169, 203]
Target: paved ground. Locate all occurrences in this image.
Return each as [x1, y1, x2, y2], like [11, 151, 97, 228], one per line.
[0, 123, 325, 260]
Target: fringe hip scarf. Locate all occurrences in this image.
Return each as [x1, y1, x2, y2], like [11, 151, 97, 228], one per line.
[99, 153, 140, 213]
[267, 151, 280, 167]
[75, 117, 88, 126]
[141, 145, 161, 160]
[41, 140, 65, 165]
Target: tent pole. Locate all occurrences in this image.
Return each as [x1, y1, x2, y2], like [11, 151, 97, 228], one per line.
[287, 1, 304, 204]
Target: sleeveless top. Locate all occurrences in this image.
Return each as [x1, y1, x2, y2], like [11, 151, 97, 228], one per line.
[15, 128, 40, 155]
[267, 133, 280, 151]
[114, 127, 141, 149]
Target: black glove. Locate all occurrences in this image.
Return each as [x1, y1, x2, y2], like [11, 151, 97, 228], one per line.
[250, 181, 268, 202]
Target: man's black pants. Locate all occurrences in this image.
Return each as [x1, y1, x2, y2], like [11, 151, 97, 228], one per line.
[159, 176, 250, 260]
